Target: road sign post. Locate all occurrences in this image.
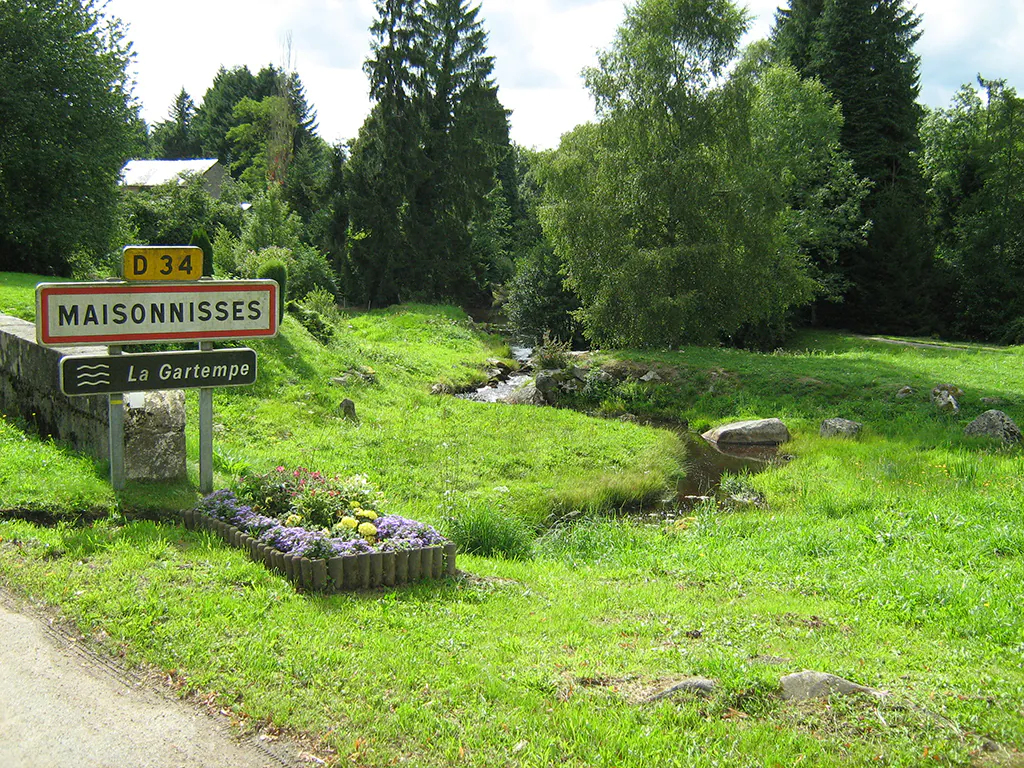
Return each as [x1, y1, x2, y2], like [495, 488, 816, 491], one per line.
[39, 272, 276, 494]
[199, 342, 215, 495]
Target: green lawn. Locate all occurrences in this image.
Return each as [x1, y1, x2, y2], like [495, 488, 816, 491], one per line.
[1, 272, 1022, 766]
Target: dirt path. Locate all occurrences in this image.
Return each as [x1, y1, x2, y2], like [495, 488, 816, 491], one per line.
[855, 335, 1006, 352]
[0, 592, 302, 768]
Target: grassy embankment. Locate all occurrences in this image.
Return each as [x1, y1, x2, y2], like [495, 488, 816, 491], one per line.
[1, 270, 1023, 766]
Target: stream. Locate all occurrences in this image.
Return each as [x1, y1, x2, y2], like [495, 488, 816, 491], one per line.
[454, 345, 779, 511]
[454, 345, 533, 403]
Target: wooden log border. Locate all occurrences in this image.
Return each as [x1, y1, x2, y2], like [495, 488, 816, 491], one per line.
[181, 509, 457, 591]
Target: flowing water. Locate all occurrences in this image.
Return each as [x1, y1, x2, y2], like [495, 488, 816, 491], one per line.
[455, 345, 533, 403]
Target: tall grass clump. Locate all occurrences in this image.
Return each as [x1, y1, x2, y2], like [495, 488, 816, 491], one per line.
[444, 502, 534, 559]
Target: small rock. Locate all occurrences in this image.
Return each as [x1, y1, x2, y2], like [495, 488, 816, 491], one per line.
[820, 417, 862, 439]
[643, 677, 717, 702]
[339, 398, 358, 422]
[964, 410, 1022, 443]
[980, 396, 1004, 406]
[640, 370, 662, 383]
[430, 383, 452, 395]
[780, 670, 886, 702]
[932, 383, 965, 402]
[486, 358, 511, 375]
[933, 390, 959, 415]
[590, 369, 616, 386]
[569, 365, 590, 382]
[702, 418, 790, 446]
[534, 370, 561, 402]
[895, 386, 914, 399]
[619, 413, 639, 423]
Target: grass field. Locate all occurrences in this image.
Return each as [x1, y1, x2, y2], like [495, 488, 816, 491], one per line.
[1, 271, 1022, 766]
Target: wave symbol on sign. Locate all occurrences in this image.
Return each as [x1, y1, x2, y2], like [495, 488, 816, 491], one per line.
[74, 363, 110, 387]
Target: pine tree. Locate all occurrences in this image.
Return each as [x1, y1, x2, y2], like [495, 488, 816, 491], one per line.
[413, 0, 510, 302]
[343, 0, 422, 306]
[342, 0, 510, 306]
[770, 0, 823, 73]
[151, 88, 202, 159]
[772, 0, 933, 332]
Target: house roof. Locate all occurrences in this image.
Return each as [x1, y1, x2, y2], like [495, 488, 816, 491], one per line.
[120, 159, 221, 187]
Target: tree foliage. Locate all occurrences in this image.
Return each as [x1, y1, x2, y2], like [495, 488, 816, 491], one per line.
[541, 0, 815, 348]
[772, 0, 932, 332]
[922, 81, 1024, 341]
[0, 0, 141, 275]
[150, 88, 203, 159]
[745, 54, 871, 307]
[342, 0, 511, 307]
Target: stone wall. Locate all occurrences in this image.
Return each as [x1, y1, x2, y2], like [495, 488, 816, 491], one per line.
[0, 313, 110, 458]
[0, 312, 185, 480]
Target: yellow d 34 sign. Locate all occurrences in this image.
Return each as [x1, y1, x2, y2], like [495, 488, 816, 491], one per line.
[123, 246, 203, 281]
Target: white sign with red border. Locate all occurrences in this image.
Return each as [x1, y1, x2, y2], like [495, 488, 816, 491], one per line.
[36, 280, 279, 346]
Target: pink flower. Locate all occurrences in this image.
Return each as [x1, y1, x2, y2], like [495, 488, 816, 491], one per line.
[276, 466, 285, 472]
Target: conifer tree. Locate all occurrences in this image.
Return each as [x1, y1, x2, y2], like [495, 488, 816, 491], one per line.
[342, 0, 510, 306]
[772, 0, 933, 332]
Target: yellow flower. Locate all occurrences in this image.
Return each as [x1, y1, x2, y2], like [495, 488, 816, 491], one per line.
[341, 516, 359, 529]
[357, 522, 377, 537]
[356, 509, 378, 520]
[285, 514, 304, 527]
[350, 501, 362, 509]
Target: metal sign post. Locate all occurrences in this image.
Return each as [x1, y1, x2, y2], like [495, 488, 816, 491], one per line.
[199, 341, 214, 495]
[108, 345, 126, 491]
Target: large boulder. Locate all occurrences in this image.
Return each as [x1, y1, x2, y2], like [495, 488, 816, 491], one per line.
[964, 410, 1022, 443]
[702, 418, 790, 446]
[820, 417, 862, 439]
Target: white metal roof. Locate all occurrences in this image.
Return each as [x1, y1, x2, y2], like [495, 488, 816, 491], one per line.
[120, 159, 220, 187]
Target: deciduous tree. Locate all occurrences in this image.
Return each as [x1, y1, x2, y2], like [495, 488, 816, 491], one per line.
[541, 0, 814, 348]
[0, 0, 141, 275]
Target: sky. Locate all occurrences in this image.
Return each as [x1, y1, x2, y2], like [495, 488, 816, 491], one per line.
[105, 0, 1024, 151]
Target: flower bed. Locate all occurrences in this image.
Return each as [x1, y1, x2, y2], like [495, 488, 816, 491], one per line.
[184, 470, 455, 591]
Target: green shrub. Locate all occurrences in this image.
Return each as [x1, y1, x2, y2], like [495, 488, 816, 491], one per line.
[257, 258, 287, 322]
[237, 244, 338, 302]
[287, 301, 333, 344]
[532, 330, 573, 370]
[190, 226, 214, 277]
[504, 244, 582, 346]
[445, 504, 534, 560]
[301, 286, 343, 325]
[290, 244, 338, 299]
